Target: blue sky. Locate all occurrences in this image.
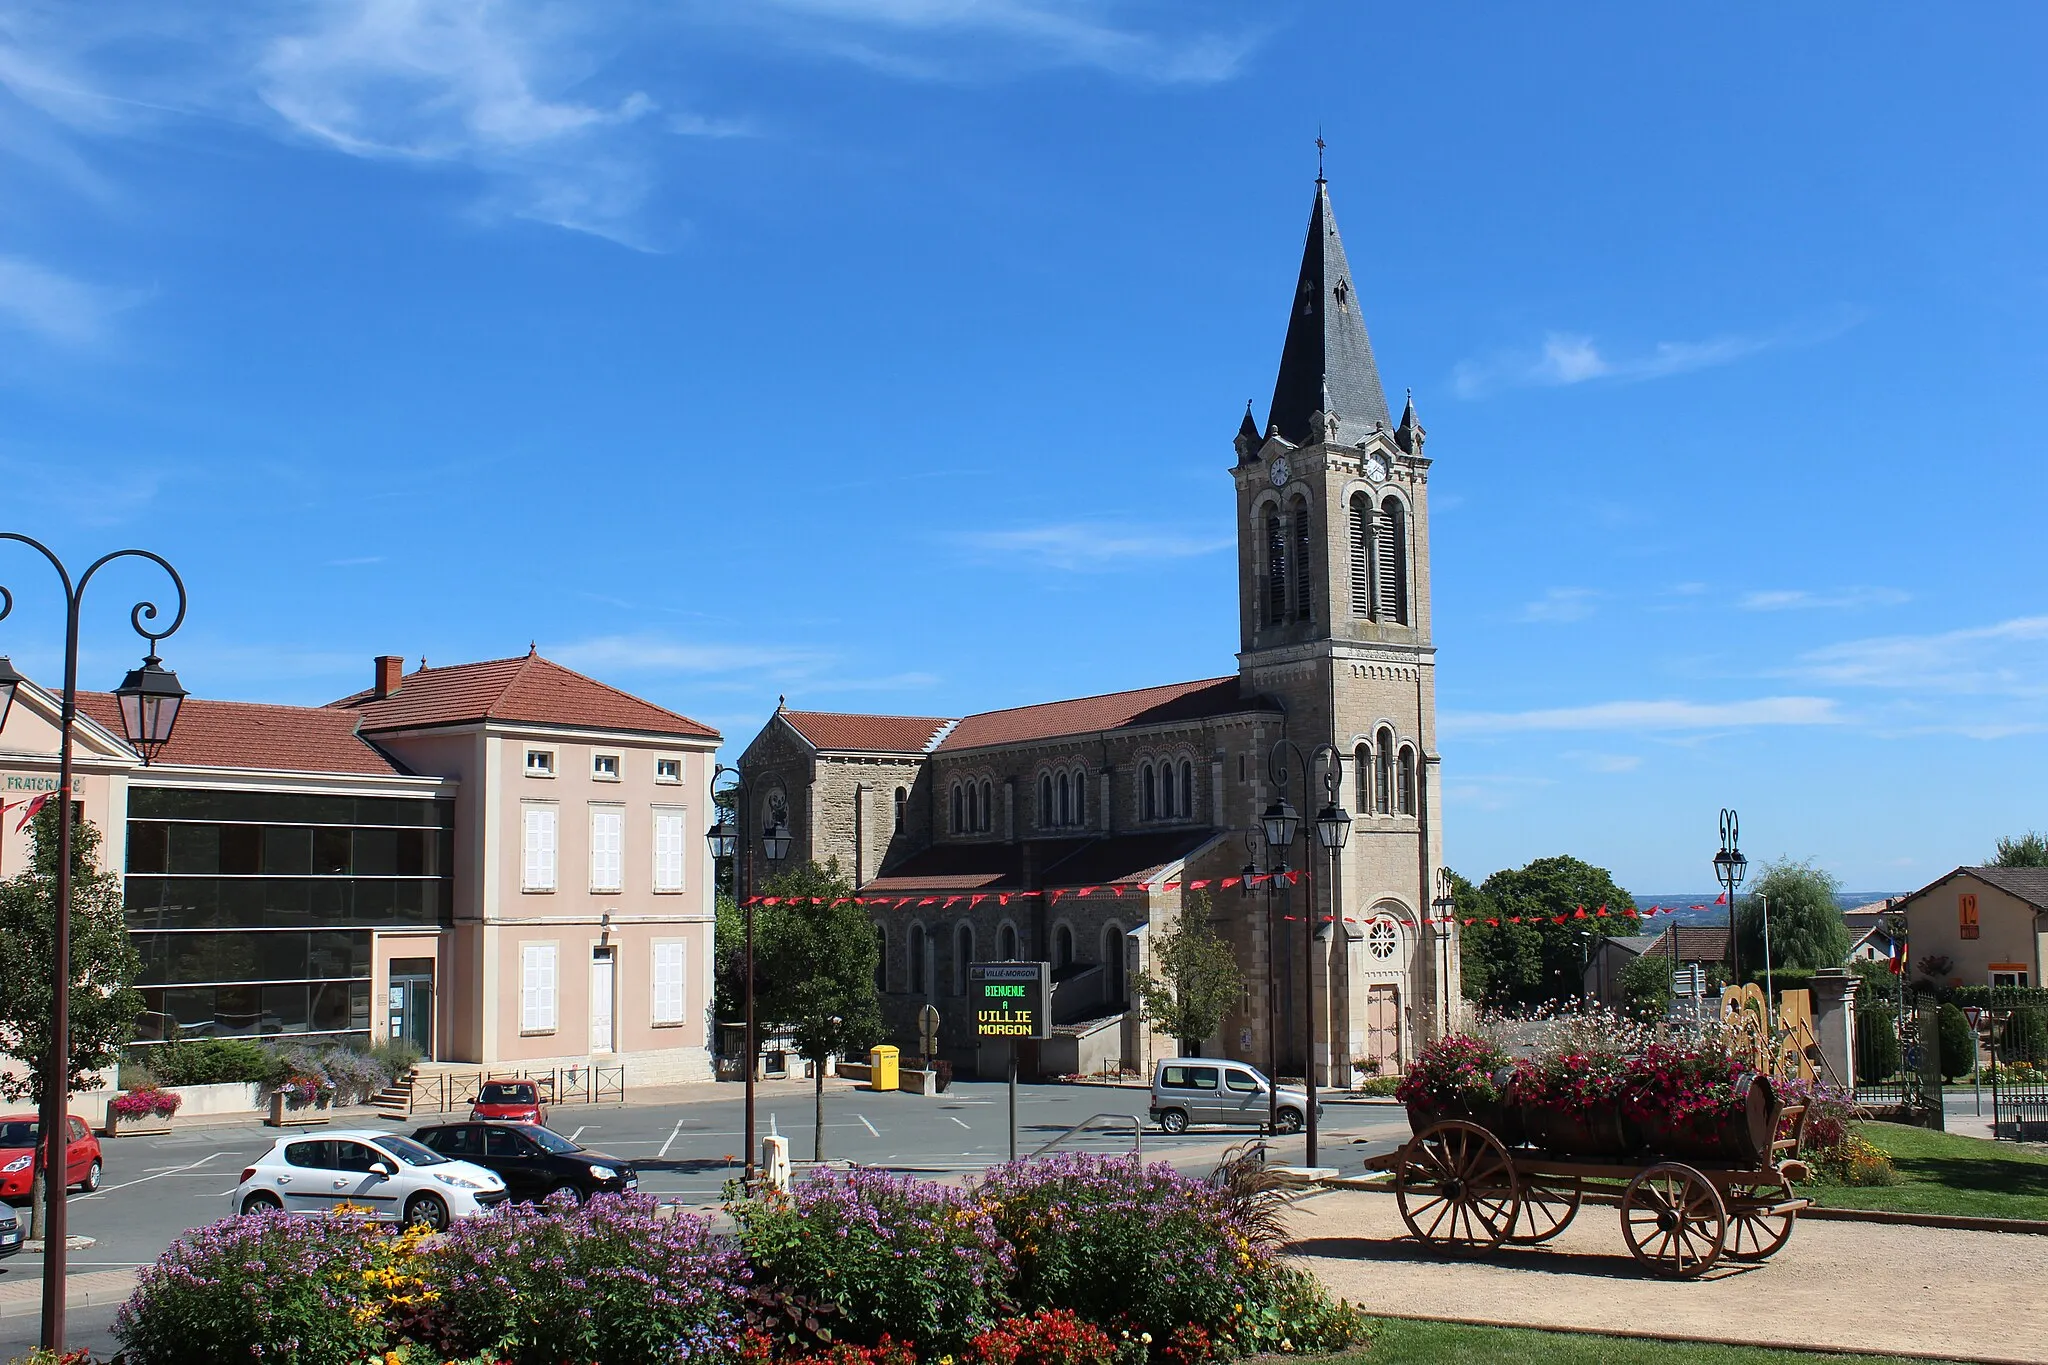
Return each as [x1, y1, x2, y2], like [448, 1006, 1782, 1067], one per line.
[1, 2, 2042, 892]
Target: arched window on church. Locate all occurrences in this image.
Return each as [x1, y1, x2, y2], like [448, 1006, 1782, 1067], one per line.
[1180, 760, 1194, 818]
[1354, 743, 1372, 815]
[1073, 769, 1088, 826]
[874, 923, 888, 991]
[1141, 763, 1156, 821]
[909, 923, 927, 995]
[1398, 746, 1417, 816]
[1379, 496, 1409, 625]
[1291, 495, 1314, 621]
[954, 922, 974, 994]
[1376, 727, 1396, 814]
[1349, 495, 1373, 618]
[1264, 509, 1287, 625]
[893, 787, 907, 832]
[980, 780, 994, 832]
[950, 784, 963, 834]
[965, 782, 978, 833]
[1102, 923, 1127, 1002]
[1000, 922, 1019, 960]
[1039, 774, 1054, 828]
[1054, 923, 1073, 970]
[1057, 771, 1071, 827]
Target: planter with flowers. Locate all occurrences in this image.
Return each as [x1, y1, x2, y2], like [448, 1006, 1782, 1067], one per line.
[106, 1086, 181, 1138]
[265, 1074, 333, 1128]
[1394, 1034, 1519, 1142]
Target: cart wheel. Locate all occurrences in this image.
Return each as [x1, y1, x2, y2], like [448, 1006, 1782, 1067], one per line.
[1509, 1174, 1583, 1245]
[1723, 1178, 1798, 1262]
[1621, 1163, 1726, 1279]
[1395, 1120, 1520, 1256]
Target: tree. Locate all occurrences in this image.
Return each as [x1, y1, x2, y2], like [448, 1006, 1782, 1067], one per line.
[1618, 952, 1675, 1020]
[1992, 831, 2048, 868]
[752, 859, 883, 1161]
[1136, 892, 1243, 1055]
[1735, 859, 1850, 980]
[0, 803, 145, 1238]
[1459, 856, 1641, 1009]
[1857, 1005, 1901, 1081]
[1937, 1002, 1977, 1082]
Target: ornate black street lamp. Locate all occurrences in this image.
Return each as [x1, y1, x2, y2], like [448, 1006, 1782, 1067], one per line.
[1713, 808, 1748, 988]
[1431, 867, 1456, 1037]
[1240, 828, 1285, 1136]
[1, 533, 187, 1354]
[706, 763, 790, 1183]
[1261, 739, 1349, 1169]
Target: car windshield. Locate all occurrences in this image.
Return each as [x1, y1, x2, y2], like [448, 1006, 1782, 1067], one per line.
[373, 1135, 449, 1167]
[478, 1083, 534, 1104]
[0, 1121, 36, 1146]
[522, 1126, 581, 1154]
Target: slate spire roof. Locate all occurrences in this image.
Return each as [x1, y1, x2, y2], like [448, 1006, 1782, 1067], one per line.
[1265, 178, 1393, 446]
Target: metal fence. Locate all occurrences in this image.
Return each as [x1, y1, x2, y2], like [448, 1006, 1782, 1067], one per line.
[1853, 988, 1942, 1127]
[1984, 987, 2048, 1141]
[405, 1065, 627, 1116]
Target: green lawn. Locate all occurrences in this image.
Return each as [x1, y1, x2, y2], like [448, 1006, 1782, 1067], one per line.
[1344, 1318, 1965, 1365]
[1800, 1121, 2048, 1220]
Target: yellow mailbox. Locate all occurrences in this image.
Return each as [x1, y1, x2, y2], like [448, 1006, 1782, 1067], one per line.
[868, 1045, 900, 1091]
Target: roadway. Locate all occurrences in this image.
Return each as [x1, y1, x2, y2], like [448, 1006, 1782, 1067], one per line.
[0, 1080, 1413, 1358]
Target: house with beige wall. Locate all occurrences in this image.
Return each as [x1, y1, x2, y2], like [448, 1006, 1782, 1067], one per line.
[1895, 866, 2048, 989]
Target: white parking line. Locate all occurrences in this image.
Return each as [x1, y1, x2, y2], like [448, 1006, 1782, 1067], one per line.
[948, 1116, 971, 1129]
[657, 1120, 684, 1159]
[567, 1125, 587, 1143]
[79, 1150, 220, 1200]
[855, 1114, 879, 1137]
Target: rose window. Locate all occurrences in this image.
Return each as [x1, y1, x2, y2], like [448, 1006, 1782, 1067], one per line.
[1367, 920, 1398, 960]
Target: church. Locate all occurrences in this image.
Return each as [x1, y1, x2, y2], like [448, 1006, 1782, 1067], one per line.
[738, 175, 1451, 1084]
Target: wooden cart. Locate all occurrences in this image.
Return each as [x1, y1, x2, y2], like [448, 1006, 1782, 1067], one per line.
[1380, 1084, 1811, 1279]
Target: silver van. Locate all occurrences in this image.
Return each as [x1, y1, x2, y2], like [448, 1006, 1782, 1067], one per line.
[1149, 1058, 1318, 1134]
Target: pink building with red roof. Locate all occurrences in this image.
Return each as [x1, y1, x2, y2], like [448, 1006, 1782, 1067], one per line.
[740, 176, 1452, 1084]
[0, 648, 721, 1085]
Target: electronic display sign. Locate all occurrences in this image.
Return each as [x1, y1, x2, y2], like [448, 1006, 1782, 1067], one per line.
[969, 961, 1050, 1040]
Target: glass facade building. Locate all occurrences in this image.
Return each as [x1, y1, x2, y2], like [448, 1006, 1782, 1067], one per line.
[124, 787, 454, 1044]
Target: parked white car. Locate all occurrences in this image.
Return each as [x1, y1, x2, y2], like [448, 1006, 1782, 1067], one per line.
[235, 1130, 509, 1230]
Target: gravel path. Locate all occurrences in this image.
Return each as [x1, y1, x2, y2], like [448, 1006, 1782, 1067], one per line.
[1287, 1190, 2048, 1364]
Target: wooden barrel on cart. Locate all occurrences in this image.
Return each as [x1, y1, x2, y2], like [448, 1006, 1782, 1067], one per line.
[1631, 1073, 1781, 1166]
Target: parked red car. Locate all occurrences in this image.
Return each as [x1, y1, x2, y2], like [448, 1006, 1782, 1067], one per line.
[469, 1080, 546, 1126]
[0, 1115, 103, 1201]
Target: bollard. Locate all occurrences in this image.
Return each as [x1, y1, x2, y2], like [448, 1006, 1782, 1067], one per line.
[761, 1134, 791, 1192]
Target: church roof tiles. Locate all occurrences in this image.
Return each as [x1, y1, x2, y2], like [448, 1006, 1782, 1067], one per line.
[938, 677, 1266, 753]
[779, 710, 956, 754]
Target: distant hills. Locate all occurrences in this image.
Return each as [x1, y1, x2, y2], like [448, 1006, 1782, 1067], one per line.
[1623, 892, 1908, 929]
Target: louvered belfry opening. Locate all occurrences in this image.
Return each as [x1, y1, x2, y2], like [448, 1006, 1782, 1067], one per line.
[1292, 495, 1314, 621]
[1265, 509, 1288, 625]
[1349, 496, 1373, 617]
[1377, 496, 1408, 625]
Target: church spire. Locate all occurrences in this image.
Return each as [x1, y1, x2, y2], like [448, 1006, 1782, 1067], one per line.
[1265, 178, 1392, 446]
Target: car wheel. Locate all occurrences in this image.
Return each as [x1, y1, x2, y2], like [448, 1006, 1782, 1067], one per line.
[404, 1193, 450, 1232]
[544, 1183, 584, 1207]
[77, 1159, 102, 1193]
[1158, 1108, 1189, 1134]
[1274, 1108, 1304, 1135]
[240, 1191, 283, 1216]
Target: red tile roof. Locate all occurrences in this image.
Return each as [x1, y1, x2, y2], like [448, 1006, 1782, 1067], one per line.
[76, 693, 406, 777]
[330, 653, 717, 740]
[939, 677, 1261, 752]
[779, 711, 955, 754]
[1642, 926, 1734, 964]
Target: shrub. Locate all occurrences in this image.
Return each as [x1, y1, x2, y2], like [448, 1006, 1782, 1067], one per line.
[424, 1193, 748, 1365]
[140, 1037, 271, 1087]
[1354, 1075, 1401, 1097]
[1998, 1007, 2048, 1065]
[114, 1210, 396, 1364]
[733, 1167, 1010, 1352]
[975, 1154, 1264, 1345]
[1856, 1007, 1901, 1080]
[965, 1310, 1118, 1365]
[1813, 1133, 1901, 1187]
[1393, 1034, 1511, 1110]
[1224, 1264, 1366, 1357]
[1937, 1002, 1977, 1081]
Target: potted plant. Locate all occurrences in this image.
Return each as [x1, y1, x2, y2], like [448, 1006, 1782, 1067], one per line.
[266, 1073, 331, 1127]
[106, 1085, 181, 1137]
[1624, 1043, 1776, 1164]
[1511, 1050, 1631, 1156]
[1395, 1034, 1518, 1140]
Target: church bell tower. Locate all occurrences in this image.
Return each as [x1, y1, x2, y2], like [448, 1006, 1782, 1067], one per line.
[1231, 173, 1451, 1070]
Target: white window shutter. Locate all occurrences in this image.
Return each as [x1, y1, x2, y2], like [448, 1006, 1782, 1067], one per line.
[521, 943, 558, 1031]
[590, 808, 623, 891]
[654, 811, 685, 892]
[652, 942, 686, 1025]
[523, 807, 558, 891]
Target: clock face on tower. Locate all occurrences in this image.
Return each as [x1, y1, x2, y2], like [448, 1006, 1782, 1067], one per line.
[1269, 456, 1291, 487]
[1363, 454, 1388, 484]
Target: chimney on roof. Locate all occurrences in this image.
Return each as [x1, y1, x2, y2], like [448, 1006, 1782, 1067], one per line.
[374, 655, 405, 700]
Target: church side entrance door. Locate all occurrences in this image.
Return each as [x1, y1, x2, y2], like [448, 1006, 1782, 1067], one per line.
[1365, 985, 1400, 1070]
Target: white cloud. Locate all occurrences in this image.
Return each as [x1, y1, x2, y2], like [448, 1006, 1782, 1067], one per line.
[0, 254, 130, 344]
[1517, 587, 1598, 624]
[952, 522, 1231, 571]
[1443, 696, 1842, 736]
[1787, 615, 2048, 696]
[1452, 330, 1772, 398]
[1740, 586, 1910, 612]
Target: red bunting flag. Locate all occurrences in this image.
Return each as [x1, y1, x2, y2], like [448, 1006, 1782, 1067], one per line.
[1190, 879, 1209, 890]
[1714, 893, 1727, 905]
[1486, 918, 1499, 927]
[1552, 915, 1566, 925]
[1221, 877, 1241, 889]
[1573, 906, 1587, 919]
[1463, 918, 1475, 927]
[998, 894, 1011, 906]
[1111, 885, 1126, 897]
[1050, 889, 1067, 903]
[971, 894, 987, 908]
[1079, 886, 1098, 897]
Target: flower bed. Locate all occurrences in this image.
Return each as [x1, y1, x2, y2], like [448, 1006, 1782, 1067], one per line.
[105, 1153, 1361, 1365]
[108, 1087, 181, 1121]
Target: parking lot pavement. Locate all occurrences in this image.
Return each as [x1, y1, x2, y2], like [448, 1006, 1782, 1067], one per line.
[0, 1080, 1414, 1294]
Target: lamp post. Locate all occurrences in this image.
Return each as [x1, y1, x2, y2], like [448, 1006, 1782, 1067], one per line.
[1261, 739, 1349, 1169]
[707, 764, 791, 1183]
[1240, 829, 1284, 1137]
[1713, 808, 1748, 991]
[1, 533, 187, 1354]
[1430, 868, 1455, 1037]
